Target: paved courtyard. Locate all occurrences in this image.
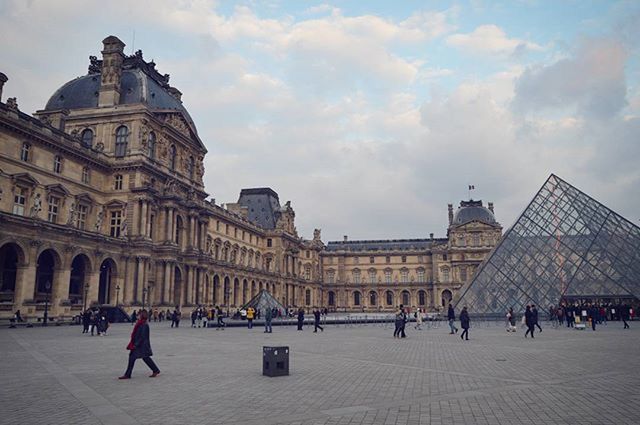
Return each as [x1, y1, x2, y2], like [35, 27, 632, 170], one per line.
[1, 319, 639, 425]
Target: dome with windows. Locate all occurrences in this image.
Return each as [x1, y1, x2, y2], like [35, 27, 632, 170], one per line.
[43, 47, 198, 136]
[451, 200, 497, 226]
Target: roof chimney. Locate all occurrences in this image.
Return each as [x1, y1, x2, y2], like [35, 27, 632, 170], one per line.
[430, 233, 434, 240]
[343, 235, 348, 242]
[0, 72, 7, 103]
[448, 203, 453, 225]
[488, 202, 494, 213]
[98, 36, 126, 107]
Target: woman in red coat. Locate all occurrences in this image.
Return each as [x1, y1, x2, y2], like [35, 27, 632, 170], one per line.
[119, 309, 160, 379]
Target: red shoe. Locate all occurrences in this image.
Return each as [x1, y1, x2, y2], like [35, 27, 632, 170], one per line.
[149, 371, 160, 378]
[118, 376, 130, 380]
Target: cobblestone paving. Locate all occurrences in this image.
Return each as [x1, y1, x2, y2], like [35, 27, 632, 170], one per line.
[1, 320, 638, 425]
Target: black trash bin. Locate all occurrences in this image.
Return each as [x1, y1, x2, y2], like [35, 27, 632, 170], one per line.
[263, 346, 289, 377]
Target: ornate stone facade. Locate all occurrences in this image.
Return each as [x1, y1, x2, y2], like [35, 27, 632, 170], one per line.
[0, 36, 500, 319]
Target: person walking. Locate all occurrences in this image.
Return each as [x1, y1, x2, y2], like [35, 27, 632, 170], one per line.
[119, 309, 160, 380]
[264, 307, 273, 333]
[247, 307, 255, 329]
[532, 304, 542, 333]
[393, 305, 404, 338]
[460, 306, 470, 340]
[90, 311, 98, 336]
[506, 308, 517, 332]
[313, 309, 324, 333]
[524, 305, 535, 338]
[131, 310, 137, 324]
[621, 305, 630, 329]
[216, 306, 226, 330]
[400, 306, 408, 338]
[414, 308, 423, 330]
[447, 304, 458, 334]
[171, 307, 181, 328]
[82, 309, 90, 334]
[297, 308, 305, 331]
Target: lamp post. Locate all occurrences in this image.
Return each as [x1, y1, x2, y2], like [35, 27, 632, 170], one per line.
[43, 280, 52, 327]
[115, 285, 120, 307]
[83, 283, 89, 312]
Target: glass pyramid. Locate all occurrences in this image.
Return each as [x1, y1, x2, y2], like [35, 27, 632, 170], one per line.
[455, 174, 640, 317]
[241, 289, 286, 314]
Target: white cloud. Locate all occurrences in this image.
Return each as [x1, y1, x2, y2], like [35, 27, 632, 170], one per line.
[447, 24, 542, 56]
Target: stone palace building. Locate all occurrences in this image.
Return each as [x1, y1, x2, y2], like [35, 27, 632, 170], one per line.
[0, 36, 501, 319]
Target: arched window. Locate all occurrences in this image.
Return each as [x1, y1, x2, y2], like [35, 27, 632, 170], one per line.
[353, 291, 361, 306]
[402, 291, 410, 306]
[115, 126, 128, 157]
[369, 291, 377, 306]
[81, 129, 94, 147]
[328, 291, 335, 306]
[305, 289, 311, 306]
[169, 145, 177, 170]
[175, 216, 183, 245]
[21, 143, 30, 162]
[148, 132, 156, 160]
[386, 290, 393, 306]
[418, 290, 426, 306]
[53, 155, 62, 174]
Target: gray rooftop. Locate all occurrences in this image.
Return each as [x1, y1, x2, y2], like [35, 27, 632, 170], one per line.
[325, 238, 447, 252]
[237, 188, 281, 230]
[452, 200, 498, 226]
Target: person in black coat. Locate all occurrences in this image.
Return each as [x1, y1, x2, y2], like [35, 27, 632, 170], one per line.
[460, 307, 470, 340]
[82, 309, 90, 334]
[119, 309, 160, 379]
[313, 309, 324, 333]
[297, 308, 305, 331]
[532, 304, 542, 332]
[524, 305, 535, 338]
[447, 304, 458, 334]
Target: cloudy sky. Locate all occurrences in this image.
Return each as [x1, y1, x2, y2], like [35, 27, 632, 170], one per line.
[1, 0, 639, 241]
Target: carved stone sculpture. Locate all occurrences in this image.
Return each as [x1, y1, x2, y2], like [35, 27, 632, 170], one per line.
[29, 193, 42, 218]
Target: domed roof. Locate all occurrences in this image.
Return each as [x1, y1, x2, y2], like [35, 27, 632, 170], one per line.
[452, 200, 497, 226]
[44, 69, 198, 135]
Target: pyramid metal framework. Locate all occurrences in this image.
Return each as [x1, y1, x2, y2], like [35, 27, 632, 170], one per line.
[455, 174, 640, 317]
[241, 289, 286, 314]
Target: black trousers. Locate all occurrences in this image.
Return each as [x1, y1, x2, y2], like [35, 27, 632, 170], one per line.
[623, 319, 629, 329]
[314, 321, 323, 332]
[297, 320, 303, 330]
[461, 328, 469, 340]
[535, 322, 542, 332]
[400, 324, 407, 338]
[525, 324, 535, 338]
[393, 323, 402, 337]
[124, 352, 159, 377]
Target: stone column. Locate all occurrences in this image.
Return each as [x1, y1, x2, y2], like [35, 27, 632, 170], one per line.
[86, 271, 100, 307]
[52, 265, 70, 312]
[14, 264, 35, 311]
[140, 201, 148, 238]
[136, 257, 145, 303]
[167, 208, 174, 242]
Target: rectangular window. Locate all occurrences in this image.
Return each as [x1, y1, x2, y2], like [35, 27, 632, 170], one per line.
[401, 256, 407, 263]
[370, 256, 375, 264]
[267, 238, 272, 247]
[114, 175, 123, 190]
[305, 267, 311, 280]
[216, 220, 220, 231]
[76, 204, 88, 230]
[473, 233, 481, 246]
[385, 256, 390, 264]
[442, 269, 450, 282]
[401, 270, 408, 283]
[353, 271, 361, 284]
[13, 188, 27, 216]
[242, 231, 245, 241]
[354, 256, 359, 264]
[47, 196, 60, 223]
[53, 156, 62, 174]
[149, 215, 154, 240]
[250, 234, 253, 243]
[460, 267, 467, 282]
[225, 224, 229, 235]
[369, 270, 376, 284]
[417, 269, 425, 283]
[306, 250, 310, 258]
[21, 143, 30, 162]
[234, 228, 238, 238]
[443, 254, 448, 261]
[82, 167, 90, 184]
[110, 211, 122, 237]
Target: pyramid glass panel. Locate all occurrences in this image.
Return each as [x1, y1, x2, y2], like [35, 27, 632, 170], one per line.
[455, 174, 640, 317]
